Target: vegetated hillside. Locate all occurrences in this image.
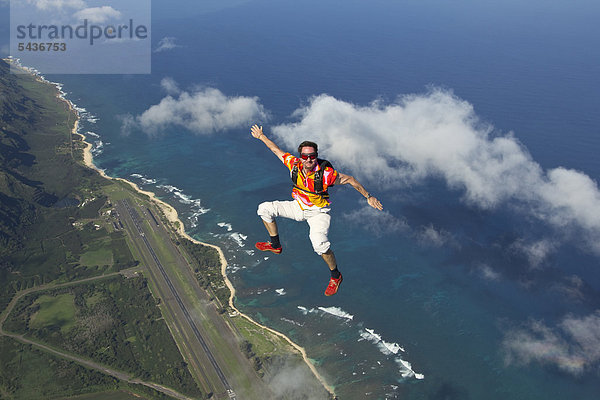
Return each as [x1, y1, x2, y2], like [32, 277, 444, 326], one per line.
[0, 60, 115, 310]
[1, 61, 41, 253]
[0, 59, 100, 257]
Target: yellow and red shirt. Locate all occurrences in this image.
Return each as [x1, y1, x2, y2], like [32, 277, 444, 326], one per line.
[283, 152, 338, 208]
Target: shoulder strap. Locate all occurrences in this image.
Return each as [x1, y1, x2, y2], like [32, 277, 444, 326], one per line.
[291, 159, 299, 185]
[313, 159, 332, 193]
[290, 159, 333, 198]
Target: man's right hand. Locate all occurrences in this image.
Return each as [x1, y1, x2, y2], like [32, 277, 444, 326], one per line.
[250, 124, 286, 162]
[251, 124, 264, 139]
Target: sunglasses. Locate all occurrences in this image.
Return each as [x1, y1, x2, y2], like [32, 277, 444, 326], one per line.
[300, 152, 317, 160]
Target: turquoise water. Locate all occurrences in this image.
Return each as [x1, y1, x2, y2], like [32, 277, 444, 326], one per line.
[5, 0, 600, 398]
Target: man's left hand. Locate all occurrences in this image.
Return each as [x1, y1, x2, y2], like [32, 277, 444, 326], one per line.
[367, 196, 383, 211]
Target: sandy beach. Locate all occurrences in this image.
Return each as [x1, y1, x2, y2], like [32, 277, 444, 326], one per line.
[68, 102, 335, 397]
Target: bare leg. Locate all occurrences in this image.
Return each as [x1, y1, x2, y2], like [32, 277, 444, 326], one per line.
[262, 219, 278, 236]
[321, 249, 337, 271]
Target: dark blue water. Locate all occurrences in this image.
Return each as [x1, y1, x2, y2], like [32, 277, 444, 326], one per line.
[5, 0, 600, 398]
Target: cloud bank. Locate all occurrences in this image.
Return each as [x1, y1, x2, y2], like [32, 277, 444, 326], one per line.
[271, 89, 600, 252]
[125, 82, 268, 135]
[73, 6, 121, 23]
[502, 311, 600, 375]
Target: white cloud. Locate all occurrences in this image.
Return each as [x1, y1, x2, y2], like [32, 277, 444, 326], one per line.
[551, 275, 585, 302]
[73, 6, 121, 23]
[160, 77, 180, 95]
[27, 0, 85, 10]
[154, 36, 181, 53]
[264, 359, 330, 399]
[538, 168, 600, 232]
[342, 206, 409, 237]
[502, 311, 600, 375]
[511, 239, 556, 269]
[560, 312, 600, 362]
[475, 264, 501, 281]
[271, 89, 600, 253]
[416, 224, 454, 247]
[128, 83, 268, 135]
[118, 114, 136, 136]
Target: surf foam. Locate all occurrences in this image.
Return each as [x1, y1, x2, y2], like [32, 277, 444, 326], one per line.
[157, 184, 210, 228]
[359, 328, 424, 380]
[230, 232, 248, 247]
[218, 222, 233, 231]
[297, 306, 354, 321]
[318, 306, 354, 321]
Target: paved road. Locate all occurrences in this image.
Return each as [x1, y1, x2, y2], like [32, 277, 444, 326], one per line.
[120, 198, 236, 398]
[116, 198, 272, 399]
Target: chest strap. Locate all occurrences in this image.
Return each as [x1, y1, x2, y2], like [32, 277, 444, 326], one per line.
[291, 159, 333, 198]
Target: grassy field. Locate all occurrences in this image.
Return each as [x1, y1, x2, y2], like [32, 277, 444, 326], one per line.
[29, 293, 77, 334]
[234, 315, 295, 358]
[3, 275, 203, 398]
[0, 336, 176, 400]
[1, 195, 140, 310]
[0, 336, 119, 400]
[79, 247, 114, 267]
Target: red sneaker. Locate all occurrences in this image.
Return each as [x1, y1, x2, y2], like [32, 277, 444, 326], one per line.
[324, 274, 343, 296]
[255, 242, 282, 254]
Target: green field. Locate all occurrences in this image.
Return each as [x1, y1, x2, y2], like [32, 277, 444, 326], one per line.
[0, 336, 119, 400]
[234, 315, 295, 359]
[3, 276, 203, 398]
[79, 248, 114, 267]
[0, 336, 176, 400]
[29, 293, 77, 334]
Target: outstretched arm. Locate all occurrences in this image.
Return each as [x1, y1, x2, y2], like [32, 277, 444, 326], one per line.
[251, 124, 286, 163]
[335, 172, 383, 211]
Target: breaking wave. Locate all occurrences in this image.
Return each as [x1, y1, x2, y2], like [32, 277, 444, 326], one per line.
[359, 328, 424, 380]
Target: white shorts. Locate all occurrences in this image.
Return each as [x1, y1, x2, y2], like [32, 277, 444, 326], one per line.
[257, 200, 331, 255]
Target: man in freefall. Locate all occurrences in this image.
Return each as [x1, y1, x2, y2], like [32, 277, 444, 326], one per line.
[251, 124, 383, 296]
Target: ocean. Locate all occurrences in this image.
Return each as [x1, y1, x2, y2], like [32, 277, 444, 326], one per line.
[4, 0, 600, 398]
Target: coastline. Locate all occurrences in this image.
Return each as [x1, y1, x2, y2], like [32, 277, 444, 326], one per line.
[57, 80, 335, 395]
[79, 136, 335, 397]
[2, 55, 334, 396]
[5, 56, 423, 395]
